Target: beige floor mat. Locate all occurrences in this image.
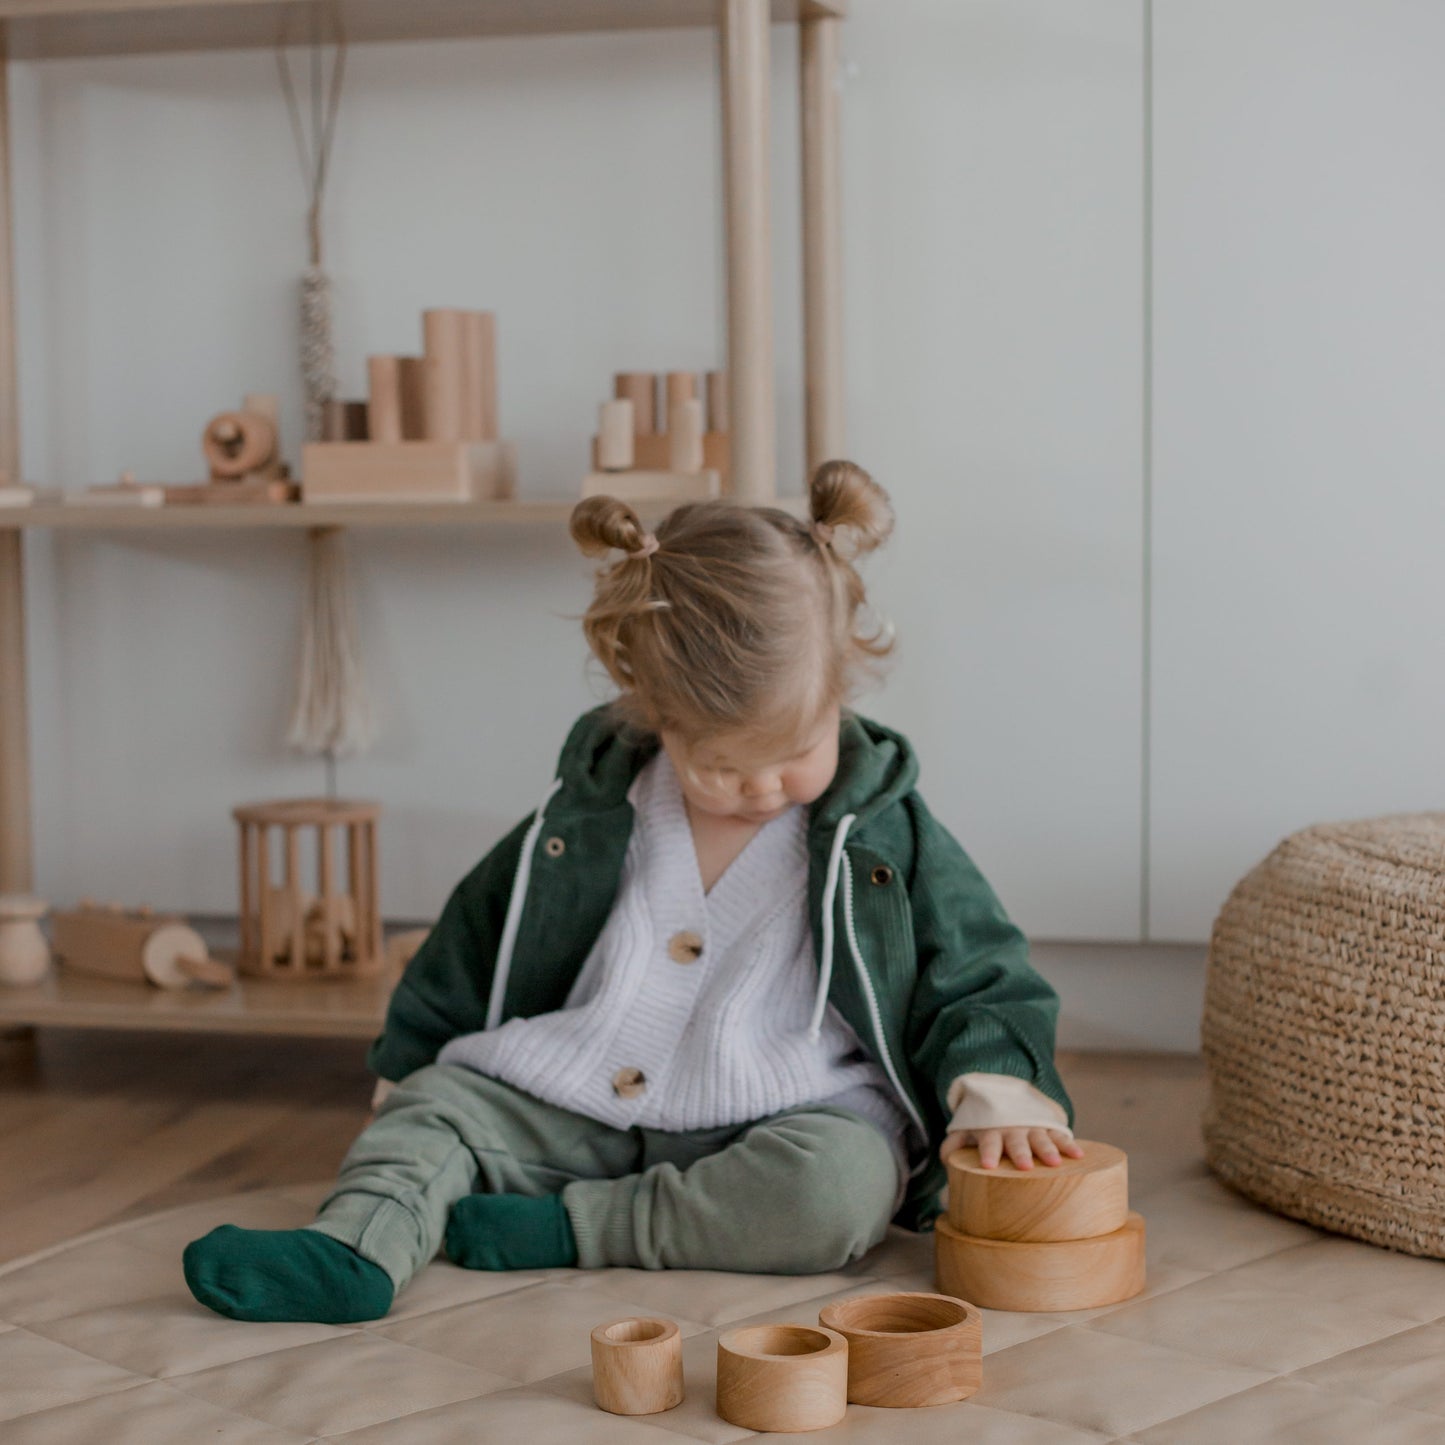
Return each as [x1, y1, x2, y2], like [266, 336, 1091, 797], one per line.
[1, 1154, 1443, 1443]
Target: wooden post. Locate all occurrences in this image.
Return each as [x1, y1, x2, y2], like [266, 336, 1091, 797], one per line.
[719, 0, 775, 502]
[0, 26, 30, 896]
[800, 14, 845, 475]
[318, 819, 338, 970]
[285, 825, 303, 972]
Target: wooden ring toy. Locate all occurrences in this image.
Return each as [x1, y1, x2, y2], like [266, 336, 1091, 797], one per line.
[936, 1211, 1147, 1313]
[202, 410, 277, 478]
[818, 1291, 981, 1407]
[590, 1316, 684, 1416]
[716, 1323, 848, 1433]
[946, 1139, 1129, 1241]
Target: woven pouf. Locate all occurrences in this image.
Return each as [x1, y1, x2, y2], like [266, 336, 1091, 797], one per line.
[1202, 813, 1445, 1259]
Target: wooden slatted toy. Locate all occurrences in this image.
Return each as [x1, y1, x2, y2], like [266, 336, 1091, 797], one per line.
[935, 1140, 1146, 1311]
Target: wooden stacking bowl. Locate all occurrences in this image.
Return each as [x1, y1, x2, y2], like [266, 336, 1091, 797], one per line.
[715, 1323, 848, 1432]
[818, 1291, 981, 1407]
[946, 1139, 1129, 1241]
[936, 1211, 1147, 1312]
[590, 1317, 683, 1416]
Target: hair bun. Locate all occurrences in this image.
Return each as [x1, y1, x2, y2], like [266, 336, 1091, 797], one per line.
[570, 495, 650, 558]
[808, 460, 894, 557]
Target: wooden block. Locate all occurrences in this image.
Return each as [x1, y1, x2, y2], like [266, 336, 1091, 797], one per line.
[596, 399, 635, 471]
[71, 483, 164, 507]
[398, 357, 427, 440]
[580, 470, 720, 504]
[667, 398, 704, 473]
[367, 356, 404, 443]
[322, 400, 370, 442]
[301, 440, 517, 503]
[0, 485, 34, 507]
[706, 370, 729, 433]
[715, 1324, 847, 1433]
[946, 1140, 1130, 1241]
[818, 1292, 981, 1408]
[592, 431, 728, 475]
[162, 480, 298, 505]
[664, 371, 699, 421]
[51, 906, 213, 990]
[422, 309, 467, 441]
[462, 310, 498, 441]
[590, 1317, 684, 1417]
[614, 372, 658, 435]
[935, 1212, 1147, 1313]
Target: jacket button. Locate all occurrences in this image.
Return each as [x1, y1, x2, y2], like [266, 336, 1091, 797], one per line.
[544, 836, 565, 858]
[668, 930, 704, 964]
[870, 864, 893, 886]
[612, 1067, 646, 1099]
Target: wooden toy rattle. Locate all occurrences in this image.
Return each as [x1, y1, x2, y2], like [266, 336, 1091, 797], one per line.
[715, 1323, 848, 1433]
[818, 1291, 981, 1408]
[590, 1316, 684, 1416]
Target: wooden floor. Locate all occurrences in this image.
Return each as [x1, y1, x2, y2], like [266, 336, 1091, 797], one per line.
[0, 1026, 1207, 1267]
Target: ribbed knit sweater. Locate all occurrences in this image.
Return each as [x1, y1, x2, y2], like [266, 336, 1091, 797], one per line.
[437, 750, 915, 1165]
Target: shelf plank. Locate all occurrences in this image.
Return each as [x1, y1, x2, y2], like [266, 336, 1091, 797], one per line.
[0, 0, 848, 61]
[0, 961, 391, 1038]
[0, 497, 582, 529]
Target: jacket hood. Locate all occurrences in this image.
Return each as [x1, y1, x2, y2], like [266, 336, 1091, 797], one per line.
[549, 702, 918, 830]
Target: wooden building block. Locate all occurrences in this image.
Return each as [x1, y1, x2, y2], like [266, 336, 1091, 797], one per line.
[367, 356, 405, 443]
[51, 904, 220, 990]
[667, 399, 704, 473]
[590, 1317, 684, 1417]
[162, 479, 298, 505]
[596, 399, 635, 471]
[946, 1140, 1130, 1242]
[706, 370, 729, 433]
[614, 372, 658, 435]
[580, 470, 720, 504]
[715, 1324, 847, 1433]
[462, 310, 498, 441]
[664, 371, 699, 422]
[592, 431, 728, 477]
[935, 1212, 1147, 1313]
[301, 440, 517, 503]
[322, 399, 370, 442]
[818, 1292, 981, 1409]
[422, 309, 467, 441]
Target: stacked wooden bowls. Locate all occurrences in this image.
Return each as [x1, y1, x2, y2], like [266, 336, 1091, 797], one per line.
[935, 1140, 1146, 1311]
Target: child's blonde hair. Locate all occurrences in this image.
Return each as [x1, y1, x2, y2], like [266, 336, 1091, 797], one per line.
[570, 460, 895, 748]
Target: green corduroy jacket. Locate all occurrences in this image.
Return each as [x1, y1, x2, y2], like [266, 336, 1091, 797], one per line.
[367, 704, 1073, 1232]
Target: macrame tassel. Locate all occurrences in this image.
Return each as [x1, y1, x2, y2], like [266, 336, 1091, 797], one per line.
[287, 527, 373, 757]
[300, 263, 336, 444]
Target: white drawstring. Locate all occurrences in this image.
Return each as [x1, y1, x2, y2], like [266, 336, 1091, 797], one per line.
[807, 812, 856, 1041]
[485, 777, 564, 1030]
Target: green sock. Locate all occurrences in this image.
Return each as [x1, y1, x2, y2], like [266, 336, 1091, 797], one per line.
[183, 1224, 394, 1323]
[444, 1193, 578, 1271]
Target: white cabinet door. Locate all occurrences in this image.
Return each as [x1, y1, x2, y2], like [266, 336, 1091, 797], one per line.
[1151, 0, 1445, 940]
[846, 0, 1145, 940]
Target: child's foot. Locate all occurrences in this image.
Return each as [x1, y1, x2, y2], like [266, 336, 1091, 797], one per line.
[444, 1193, 578, 1271]
[183, 1225, 394, 1323]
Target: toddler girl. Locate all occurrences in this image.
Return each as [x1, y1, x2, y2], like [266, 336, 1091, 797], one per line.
[184, 461, 1079, 1324]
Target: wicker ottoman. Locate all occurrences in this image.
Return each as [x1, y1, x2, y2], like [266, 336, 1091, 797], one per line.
[1202, 813, 1445, 1259]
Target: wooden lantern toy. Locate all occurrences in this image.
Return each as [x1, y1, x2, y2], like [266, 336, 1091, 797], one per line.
[590, 1317, 684, 1416]
[715, 1323, 848, 1433]
[817, 1292, 981, 1408]
[935, 1140, 1146, 1312]
[233, 798, 381, 979]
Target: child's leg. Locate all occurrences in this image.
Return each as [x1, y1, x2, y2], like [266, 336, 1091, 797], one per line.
[185, 1065, 634, 1321]
[559, 1106, 901, 1274]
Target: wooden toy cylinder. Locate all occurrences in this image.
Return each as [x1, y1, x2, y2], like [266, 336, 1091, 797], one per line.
[397, 357, 427, 440]
[590, 1317, 684, 1416]
[715, 1324, 847, 1433]
[947, 1140, 1130, 1241]
[597, 400, 635, 471]
[667, 399, 704, 473]
[664, 371, 699, 422]
[367, 356, 405, 443]
[935, 1211, 1147, 1313]
[422, 309, 467, 441]
[321, 399, 369, 442]
[817, 1292, 980, 1408]
[0, 894, 48, 986]
[706, 369, 730, 433]
[614, 372, 657, 435]
[461, 310, 498, 441]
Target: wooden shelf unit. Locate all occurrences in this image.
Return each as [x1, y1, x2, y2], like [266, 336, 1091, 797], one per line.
[0, 0, 850, 1044]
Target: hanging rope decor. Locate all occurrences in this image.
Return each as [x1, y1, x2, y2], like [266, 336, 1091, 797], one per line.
[276, 3, 347, 444]
[287, 527, 374, 758]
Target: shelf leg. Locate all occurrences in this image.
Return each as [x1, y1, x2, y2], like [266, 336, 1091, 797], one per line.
[800, 14, 845, 477]
[0, 26, 32, 897]
[719, 0, 776, 503]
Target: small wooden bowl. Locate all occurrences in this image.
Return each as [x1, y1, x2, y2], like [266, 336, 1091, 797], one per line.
[716, 1323, 848, 1433]
[946, 1139, 1129, 1242]
[590, 1316, 684, 1416]
[818, 1291, 981, 1407]
[936, 1211, 1147, 1312]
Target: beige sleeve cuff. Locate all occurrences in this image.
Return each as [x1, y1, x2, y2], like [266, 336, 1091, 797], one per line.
[370, 1077, 396, 1111]
[945, 1071, 1072, 1137]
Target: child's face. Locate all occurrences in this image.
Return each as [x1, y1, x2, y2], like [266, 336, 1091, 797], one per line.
[662, 705, 841, 824]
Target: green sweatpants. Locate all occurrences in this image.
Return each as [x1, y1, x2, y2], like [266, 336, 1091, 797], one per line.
[306, 1063, 901, 1293]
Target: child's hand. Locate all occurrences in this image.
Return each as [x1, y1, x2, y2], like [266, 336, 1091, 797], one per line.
[939, 1127, 1083, 1170]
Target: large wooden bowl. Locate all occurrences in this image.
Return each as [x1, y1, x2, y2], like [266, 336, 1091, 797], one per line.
[818, 1291, 981, 1407]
